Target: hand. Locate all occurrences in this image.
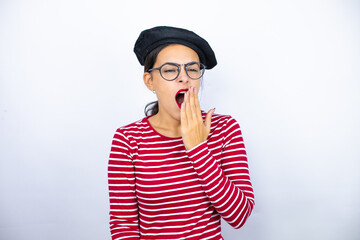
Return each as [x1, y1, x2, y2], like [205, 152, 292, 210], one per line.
[180, 86, 215, 150]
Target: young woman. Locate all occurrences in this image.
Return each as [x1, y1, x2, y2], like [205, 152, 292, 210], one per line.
[108, 26, 255, 240]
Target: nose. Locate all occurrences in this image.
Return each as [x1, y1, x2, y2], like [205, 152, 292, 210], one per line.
[176, 65, 190, 83]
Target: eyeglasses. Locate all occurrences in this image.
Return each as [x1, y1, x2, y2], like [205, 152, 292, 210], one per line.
[148, 62, 206, 81]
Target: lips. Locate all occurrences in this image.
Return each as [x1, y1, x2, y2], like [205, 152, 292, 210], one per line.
[175, 88, 188, 109]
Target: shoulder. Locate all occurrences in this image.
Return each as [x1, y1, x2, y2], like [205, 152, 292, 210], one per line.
[211, 112, 233, 123]
[117, 117, 148, 131]
[113, 117, 150, 138]
[202, 111, 244, 142]
[201, 111, 239, 128]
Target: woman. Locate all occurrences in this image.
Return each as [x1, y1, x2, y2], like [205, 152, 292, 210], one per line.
[108, 26, 255, 240]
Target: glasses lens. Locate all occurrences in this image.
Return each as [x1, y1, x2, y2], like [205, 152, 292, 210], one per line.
[160, 64, 179, 81]
[186, 62, 204, 79]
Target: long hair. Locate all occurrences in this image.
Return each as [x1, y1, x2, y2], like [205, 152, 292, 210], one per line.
[143, 44, 169, 116]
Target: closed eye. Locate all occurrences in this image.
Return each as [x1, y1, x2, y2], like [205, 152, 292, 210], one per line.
[188, 68, 199, 72]
[163, 69, 177, 73]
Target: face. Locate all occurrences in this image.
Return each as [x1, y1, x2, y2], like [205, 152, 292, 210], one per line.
[143, 44, 201, 121]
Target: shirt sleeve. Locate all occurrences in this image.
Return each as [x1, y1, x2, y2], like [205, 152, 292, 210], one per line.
[186, 116, 255, 229]
[108, 129, 140, 240]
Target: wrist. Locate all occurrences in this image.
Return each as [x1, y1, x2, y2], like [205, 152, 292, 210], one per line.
[185, 140, 207, 152]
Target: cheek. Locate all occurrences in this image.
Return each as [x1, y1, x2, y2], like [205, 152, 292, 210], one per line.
[193, 80, 201, 91]
[155, 83, 175, 101]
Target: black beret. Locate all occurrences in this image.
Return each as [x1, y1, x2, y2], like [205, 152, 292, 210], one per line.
[134, 26, 217, 69]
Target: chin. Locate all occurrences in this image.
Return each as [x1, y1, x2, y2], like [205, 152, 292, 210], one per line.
[171, 110, 181, 121]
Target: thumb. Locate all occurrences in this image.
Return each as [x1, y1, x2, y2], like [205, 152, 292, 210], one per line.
[204, 108, 215, 130]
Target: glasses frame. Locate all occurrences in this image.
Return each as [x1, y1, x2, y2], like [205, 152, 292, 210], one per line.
[148, 62, 206, 81]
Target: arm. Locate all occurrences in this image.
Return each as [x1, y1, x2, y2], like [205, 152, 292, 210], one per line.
[108, 129, 140, 240]
[180, 86, 254, 228]
[186, 117, 255, 228]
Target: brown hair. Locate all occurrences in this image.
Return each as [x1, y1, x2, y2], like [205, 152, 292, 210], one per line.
[143, 44, 170, 116]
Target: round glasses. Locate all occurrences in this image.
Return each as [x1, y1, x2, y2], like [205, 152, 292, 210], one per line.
[148, 62, 206, 81]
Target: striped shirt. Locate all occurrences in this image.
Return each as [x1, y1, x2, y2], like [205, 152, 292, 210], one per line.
[108, 112, 255, 240]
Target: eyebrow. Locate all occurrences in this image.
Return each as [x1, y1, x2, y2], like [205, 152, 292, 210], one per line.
[162, 61, 200, 65]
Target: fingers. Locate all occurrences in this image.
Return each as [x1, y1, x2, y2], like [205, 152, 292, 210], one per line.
[204, 108, 215, 131]
[184, 89, 193, 122]
[193, 87, 202, 121]
[180, 101, 188, 128]
[182, 86, 204, 126]
[181, 86, 213, 149]
[188, 86, 202, 122]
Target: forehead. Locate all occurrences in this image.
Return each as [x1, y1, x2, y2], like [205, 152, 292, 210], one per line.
[156, 44, 200, 65]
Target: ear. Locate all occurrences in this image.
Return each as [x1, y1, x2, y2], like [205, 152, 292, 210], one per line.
[143, 72, 154, 91]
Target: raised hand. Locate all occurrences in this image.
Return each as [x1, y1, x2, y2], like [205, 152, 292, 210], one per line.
[180, 86, 215, 150]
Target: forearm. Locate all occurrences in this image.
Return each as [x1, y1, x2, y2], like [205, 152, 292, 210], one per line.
[187, 141, 254, 228]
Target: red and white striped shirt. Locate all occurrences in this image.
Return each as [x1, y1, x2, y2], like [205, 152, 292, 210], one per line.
[108, 112, 255, 240]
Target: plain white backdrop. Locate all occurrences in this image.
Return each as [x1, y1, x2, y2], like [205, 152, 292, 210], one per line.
[1, 0, 359, 239]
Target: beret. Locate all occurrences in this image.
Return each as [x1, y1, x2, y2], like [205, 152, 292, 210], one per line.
[134, 26, 217, 69]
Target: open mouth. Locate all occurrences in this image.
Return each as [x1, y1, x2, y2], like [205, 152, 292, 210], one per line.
[175, 89, 188, 109]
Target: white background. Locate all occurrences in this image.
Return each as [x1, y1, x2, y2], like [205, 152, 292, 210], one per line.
[1, 0, 359, 239]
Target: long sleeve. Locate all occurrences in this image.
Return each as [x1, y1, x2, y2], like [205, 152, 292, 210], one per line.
[108, 129, 140, 240]
[186, 116, 255, 229]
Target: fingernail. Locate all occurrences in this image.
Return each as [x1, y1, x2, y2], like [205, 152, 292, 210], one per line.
[213, 107, 216, 112]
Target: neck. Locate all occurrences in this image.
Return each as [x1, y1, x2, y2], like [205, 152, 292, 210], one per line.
[149, 109, 182, 138]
